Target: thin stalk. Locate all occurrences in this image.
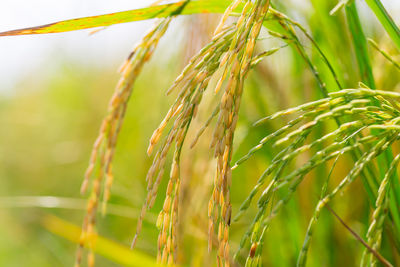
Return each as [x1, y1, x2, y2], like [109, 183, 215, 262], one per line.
[270, 8, 343, 90]
[326, 205, 393, 267]
[368, 38, 400, 71]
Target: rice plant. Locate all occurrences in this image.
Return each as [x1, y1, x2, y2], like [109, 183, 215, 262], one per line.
[1, 0, 400, 266]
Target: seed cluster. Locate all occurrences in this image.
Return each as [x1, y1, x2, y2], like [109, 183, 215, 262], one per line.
[362, 152, 400, 267]
[76, 18, 171, 267]
[131, 22, 237, 261]
[130, 0, 272, 265]
[50, 0, 400, 266]
[207, 1, 270, 266]
[233, 88, 400, 266]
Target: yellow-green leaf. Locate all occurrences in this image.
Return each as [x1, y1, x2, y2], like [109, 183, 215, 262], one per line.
[0, 0, 236, 37]
[42, 214, 165, 267]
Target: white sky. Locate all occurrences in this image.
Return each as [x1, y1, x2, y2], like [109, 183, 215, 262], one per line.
[0, 0, 399, 94]
[0, 0, 154, 93]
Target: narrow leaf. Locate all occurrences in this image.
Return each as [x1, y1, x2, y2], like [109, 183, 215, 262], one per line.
[0, 0, 235, 37]
[42, 214, 164, 267]
[365, 0, 400, 52]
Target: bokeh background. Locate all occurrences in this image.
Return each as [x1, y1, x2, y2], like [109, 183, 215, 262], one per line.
[0, 0, 399, 266]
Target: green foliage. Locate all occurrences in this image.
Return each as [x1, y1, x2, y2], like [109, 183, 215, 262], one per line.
[1, 0, 400, 267]
[43, 214, 163, 267]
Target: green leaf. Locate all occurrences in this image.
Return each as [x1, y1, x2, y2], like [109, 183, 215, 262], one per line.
[364, 0, 400, 52]
[345, 1, 376, 88]
[0, 0, 236, 37]
[42, 214, 165, 267]
[346, 1, 400, 242]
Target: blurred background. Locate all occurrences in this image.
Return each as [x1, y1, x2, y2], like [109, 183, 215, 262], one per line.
[0, 0, 399, 266]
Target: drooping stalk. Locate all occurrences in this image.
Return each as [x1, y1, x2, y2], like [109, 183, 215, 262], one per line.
[345, 0, 400, 259]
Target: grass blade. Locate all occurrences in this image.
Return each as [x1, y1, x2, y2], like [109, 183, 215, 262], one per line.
[345, 1, 376, 88]
[0, 0, 236, 36]
[42, 214, 163, 267]
[346, 0, 400, 247]
[365, 0, 400, 51]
